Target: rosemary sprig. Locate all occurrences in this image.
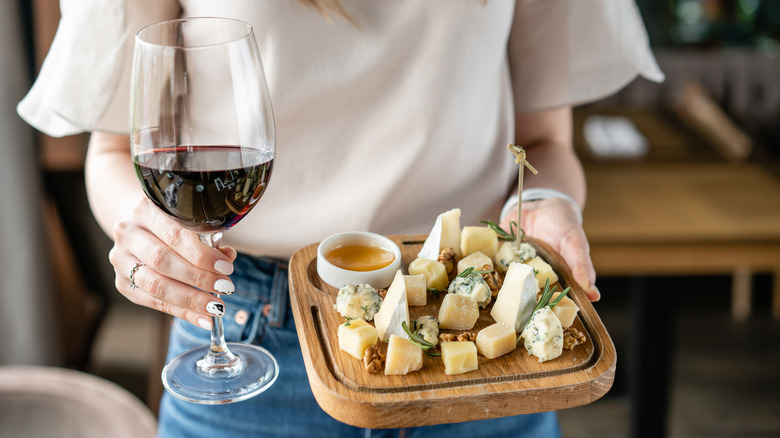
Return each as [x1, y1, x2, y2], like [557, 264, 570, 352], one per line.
[480, 220, 525, 241]
[401, 321, 441, 357]
[344, 316, 355, 327]
[456, 266, 494, 278]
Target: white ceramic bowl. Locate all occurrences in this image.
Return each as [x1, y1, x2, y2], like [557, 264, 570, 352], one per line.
[316, 231, 402, 289]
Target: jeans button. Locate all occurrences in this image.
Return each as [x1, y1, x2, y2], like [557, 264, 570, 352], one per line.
[234, 309, 249, 325]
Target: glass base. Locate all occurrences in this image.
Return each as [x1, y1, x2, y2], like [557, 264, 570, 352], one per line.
[162, 343, 279, 405]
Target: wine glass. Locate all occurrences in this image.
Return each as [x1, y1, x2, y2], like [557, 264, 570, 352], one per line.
[130, 17, 278, 404]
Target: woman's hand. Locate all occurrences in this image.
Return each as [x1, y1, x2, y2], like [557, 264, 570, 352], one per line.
[500, 198, 600, 302]
[108, 197, 238, 330]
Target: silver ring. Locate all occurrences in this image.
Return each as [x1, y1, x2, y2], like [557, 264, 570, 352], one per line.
[129, 262, 144, 290]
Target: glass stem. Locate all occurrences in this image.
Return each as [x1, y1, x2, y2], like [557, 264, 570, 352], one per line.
[196, 231, 243, 377]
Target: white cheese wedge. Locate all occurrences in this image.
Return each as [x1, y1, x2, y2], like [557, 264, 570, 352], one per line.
[476, 322, 517, 359]
[441, 341, 478, 375]
[408, 257, 448, 291]
[460, 226, 499, 260]
[337, 318, 379, 360]
[438, 294, 479, 330]
[418, 208, 462, 260]
[526, 256, 559, 291]
[457, 251, 493, 275]
[490, 262, 537, 332]
[385, 335, 423, 375]
[520, 307, 564, 362]
[550, 292, 579, 328]
[373, 270, 409, 342]
[404, 274, 427, 306]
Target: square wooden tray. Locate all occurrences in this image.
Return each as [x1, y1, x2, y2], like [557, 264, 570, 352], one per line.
[288, 235, 616, 429]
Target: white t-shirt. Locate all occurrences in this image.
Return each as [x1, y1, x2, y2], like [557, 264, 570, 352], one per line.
[19, 0, 663, 259]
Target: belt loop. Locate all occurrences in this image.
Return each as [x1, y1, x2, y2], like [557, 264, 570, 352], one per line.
[268, 261, 289, 328]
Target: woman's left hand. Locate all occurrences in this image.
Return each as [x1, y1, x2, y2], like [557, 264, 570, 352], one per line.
[500, 198, 600, 302]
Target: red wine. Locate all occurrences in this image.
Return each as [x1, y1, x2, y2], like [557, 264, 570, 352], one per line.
[134, 146, 273, 232]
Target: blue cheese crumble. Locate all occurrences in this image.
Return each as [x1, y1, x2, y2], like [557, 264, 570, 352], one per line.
[334, 284, 383, 321]
[412, 315, 439, 346]
[447, 273, 492, 308]
[495, 241, 537, 272]
[520, 307, 563, 362]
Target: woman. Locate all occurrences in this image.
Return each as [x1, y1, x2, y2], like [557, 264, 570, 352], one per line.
[19, 1, 663, 436]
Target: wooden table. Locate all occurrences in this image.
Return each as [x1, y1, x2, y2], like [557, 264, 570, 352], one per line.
[583, 161, 780, 319]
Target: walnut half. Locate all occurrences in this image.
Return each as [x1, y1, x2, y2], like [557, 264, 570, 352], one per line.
[363, 343, 385, 374]
[438, 247, 458, 279]
[439, 331, 476, 344]
[563, 326, 586, 350]
[480, 264, 502, 295]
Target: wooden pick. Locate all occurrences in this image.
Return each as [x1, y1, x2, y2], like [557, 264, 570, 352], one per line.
[507, 144, 538, 250]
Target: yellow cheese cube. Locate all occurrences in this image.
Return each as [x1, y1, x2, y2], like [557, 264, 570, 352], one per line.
[408, 257, 448, 291]
[476, 322, 517, 359]
[384, 335, 423, 375]
[526, 256, 559, 291]
[404, 274, 427, 306]
[438, 294, 479, 330]
[441, 341, 478, 375]
[457, 251, 493, 275]
[460, 226, 499, 260]
[337, 318, 379, 360]
[551, 292, 579, 328]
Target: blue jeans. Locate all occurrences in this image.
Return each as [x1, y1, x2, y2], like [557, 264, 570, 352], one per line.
[158, 254, 561, 438]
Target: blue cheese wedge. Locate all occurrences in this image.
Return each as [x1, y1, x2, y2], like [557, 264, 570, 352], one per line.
[418, 208, 462, 260]
[490, 262, 537, 332]
[495, 241, 537, 273]
[373, 270, 410, 341]
[334, 284, 383, 321]
[447, 273, 492, 308]
[520, 307, 564, 362]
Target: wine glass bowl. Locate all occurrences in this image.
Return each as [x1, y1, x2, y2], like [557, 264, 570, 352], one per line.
[131, 17, 278, 404]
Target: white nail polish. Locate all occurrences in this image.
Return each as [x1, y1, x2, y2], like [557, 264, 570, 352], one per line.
[214, 279, 235, 294]
[206, 301, 225, 317]
[197, 317, 212, 330]
[215, 260, 233, 275]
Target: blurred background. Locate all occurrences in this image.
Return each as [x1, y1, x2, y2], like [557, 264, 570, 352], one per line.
[1, 0, 778, 437]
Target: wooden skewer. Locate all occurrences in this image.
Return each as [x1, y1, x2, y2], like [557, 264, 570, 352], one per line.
[507, 144, 538, 250]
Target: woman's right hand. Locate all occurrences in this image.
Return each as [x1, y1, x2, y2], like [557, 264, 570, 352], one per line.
[108, 196, 237, 330]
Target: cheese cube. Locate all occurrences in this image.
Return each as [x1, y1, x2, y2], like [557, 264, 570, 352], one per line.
[441, 341, 478, 375]
[457, 251, 493, 275]
[337, 318, 379, 360]
[408, 257, 448, 291]
[373, 270, 409, 341]
[490, 262, 537, 332]
[476, 322, 517, 359]
[418, 208, 462, 260]
[384, 335, 423, 375]
[404, 274, 427, 306]
[551, 292, 579, 328]
[526, 256, 559, 291]
[438, 294, 479, 330]
[460, 226, 499, 260]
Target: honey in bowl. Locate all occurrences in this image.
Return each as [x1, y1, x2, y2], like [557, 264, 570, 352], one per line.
[325, 245, 395, 272]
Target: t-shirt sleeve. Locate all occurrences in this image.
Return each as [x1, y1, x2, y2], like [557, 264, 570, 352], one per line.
[17, 0, 180, 137]
[508, 0, 664, 112]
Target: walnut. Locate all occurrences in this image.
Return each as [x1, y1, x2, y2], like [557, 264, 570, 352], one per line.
[563, 327, 586, 350]
[363, 343, 385, 374]
[376, 288, 388, 299]
[480, 264, 502, 295]
[438, 247, 458, 279]
[456, 331, 476, 342]
[439, 331, 476, 343]
[438, 333, 457, 343]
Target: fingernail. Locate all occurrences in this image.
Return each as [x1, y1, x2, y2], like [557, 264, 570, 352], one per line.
[206, 301, 225, 317]
[197, 317, 212, 330]
[591, 284, 601, 302]
[214, 279, 235, 294]
[215, 260, 233, 275]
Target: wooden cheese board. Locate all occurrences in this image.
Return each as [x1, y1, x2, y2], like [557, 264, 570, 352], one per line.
[288, 235, 616, 429]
